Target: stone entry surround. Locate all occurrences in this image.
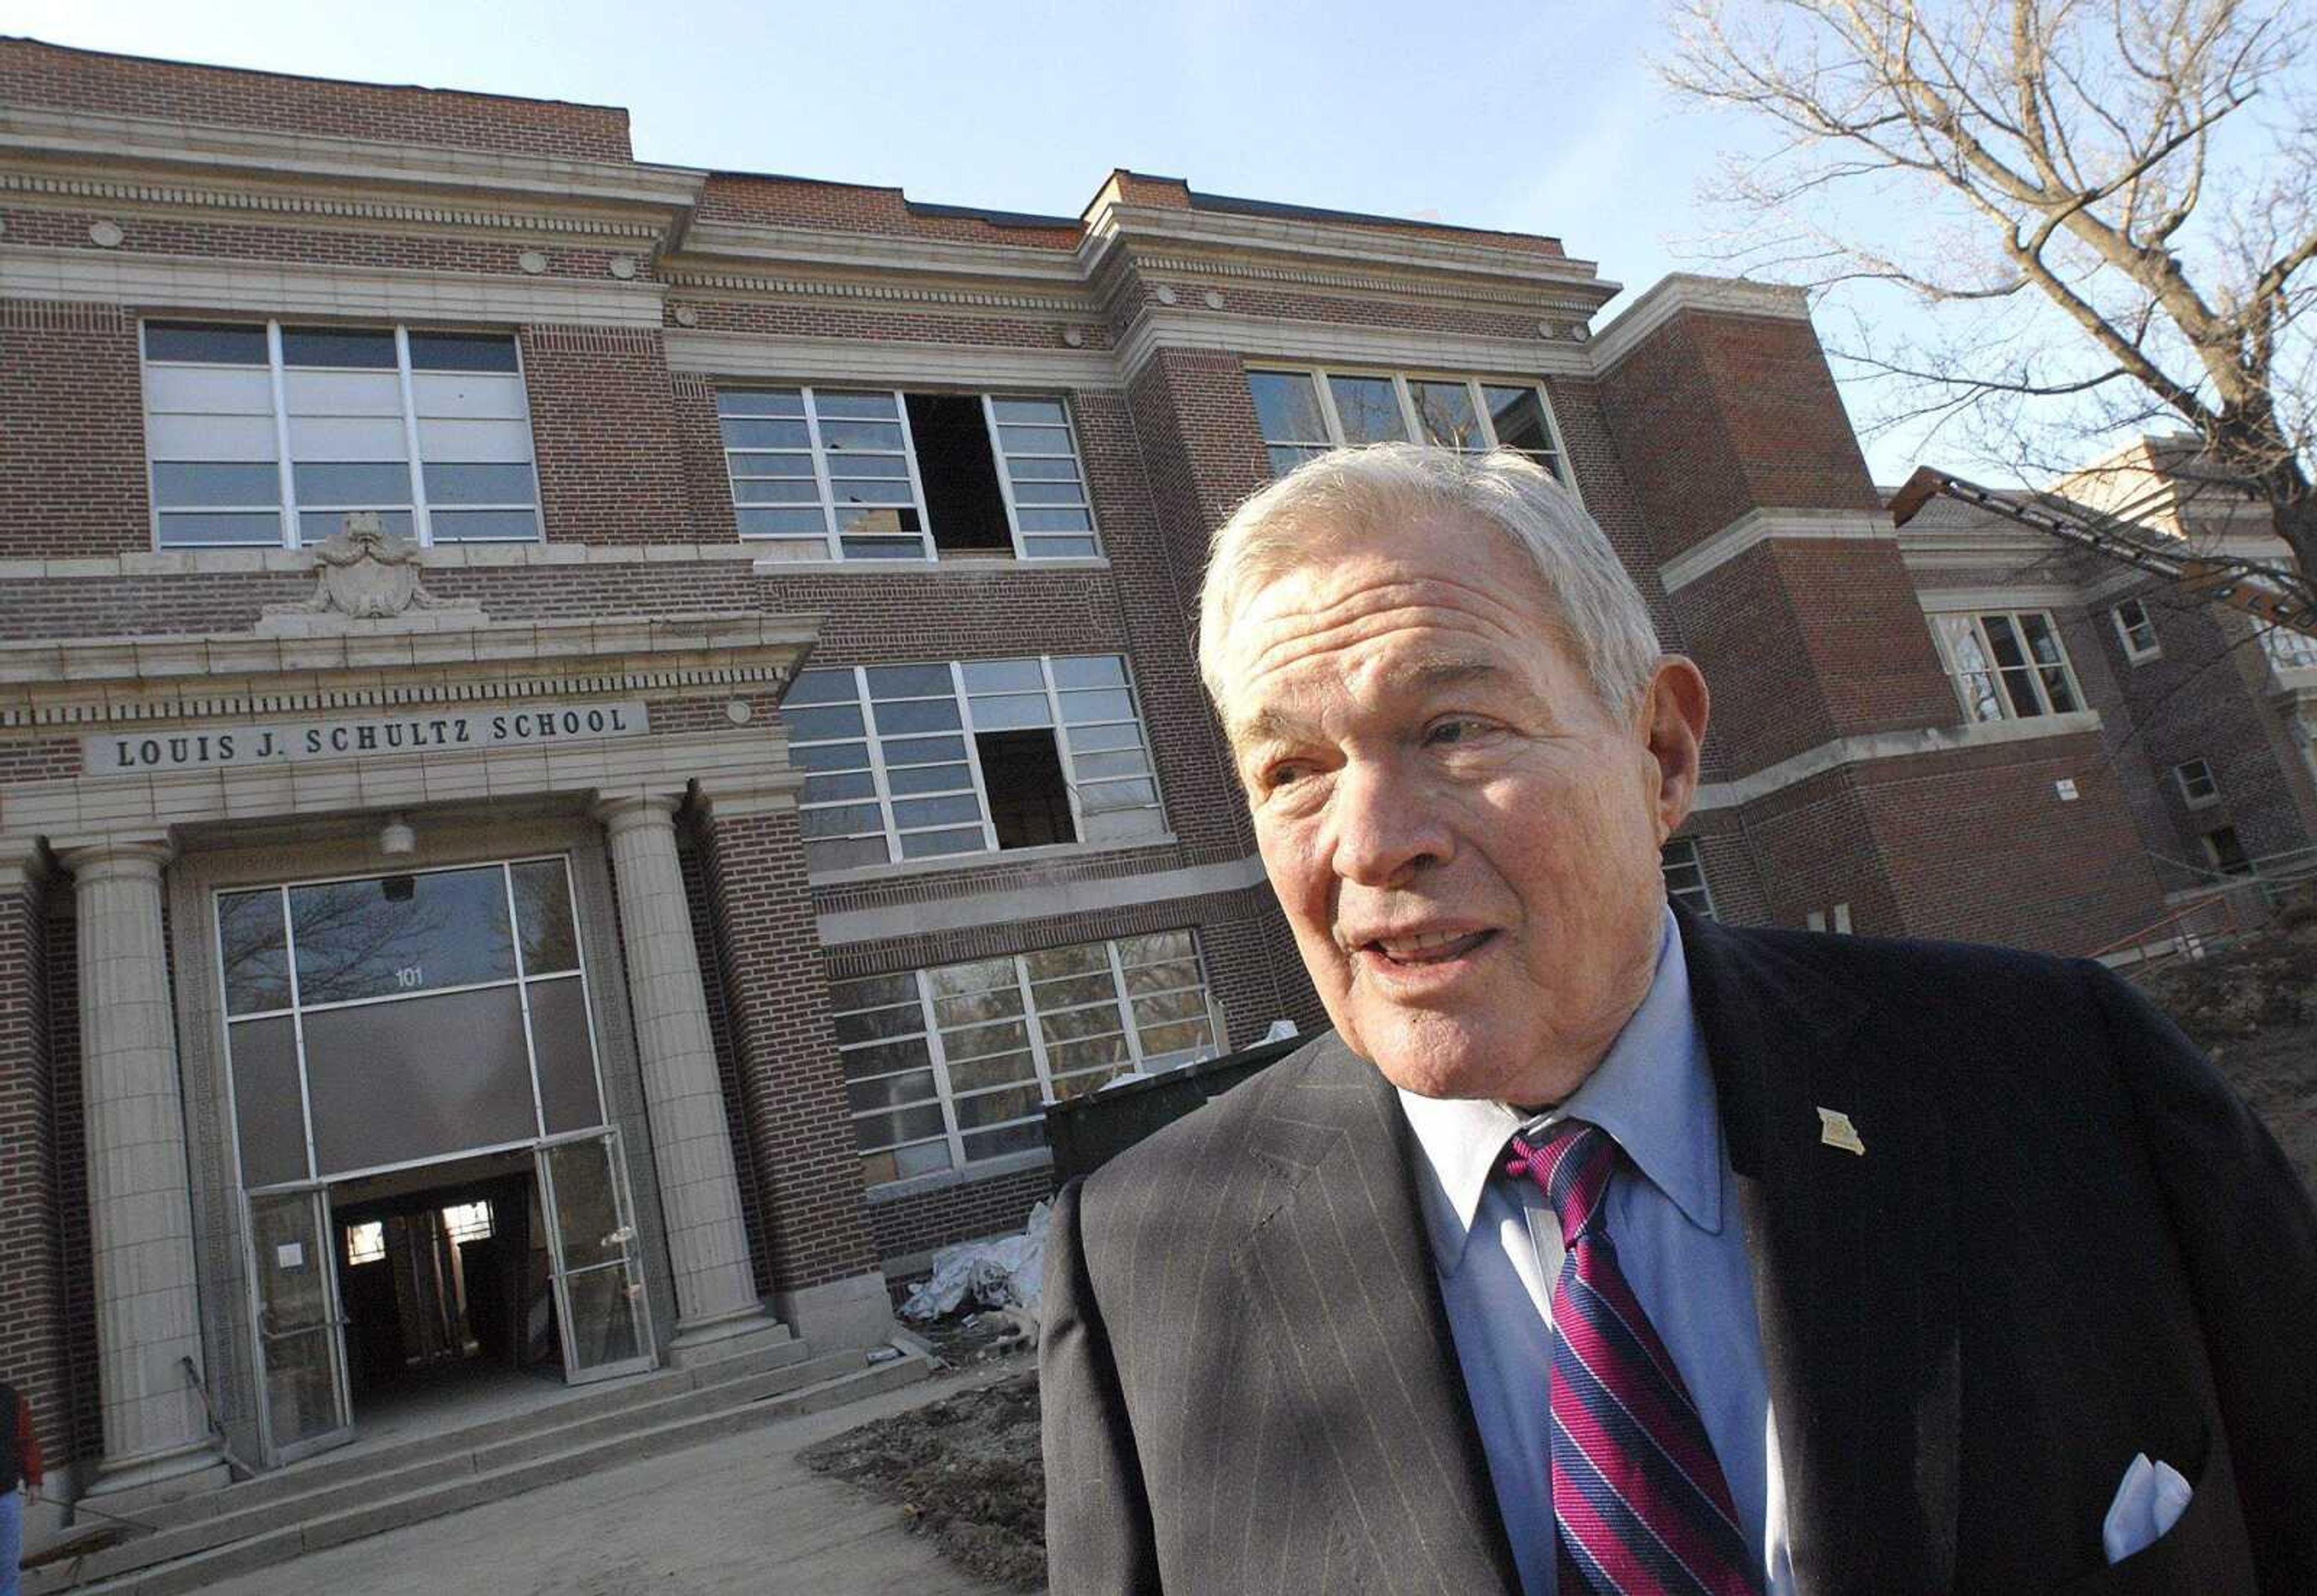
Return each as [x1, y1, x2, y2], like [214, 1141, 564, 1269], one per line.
[0, 602, 891, 1490]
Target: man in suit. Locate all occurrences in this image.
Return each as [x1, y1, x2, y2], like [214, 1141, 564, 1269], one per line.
[1040, 444, 2317, 1593]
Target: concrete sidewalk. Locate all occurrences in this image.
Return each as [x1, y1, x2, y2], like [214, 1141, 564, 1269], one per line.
[194, 1361, 1040, 1596]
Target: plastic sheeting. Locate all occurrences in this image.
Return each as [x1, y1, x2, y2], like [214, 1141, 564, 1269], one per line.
[901, 1199, 1050, 1322]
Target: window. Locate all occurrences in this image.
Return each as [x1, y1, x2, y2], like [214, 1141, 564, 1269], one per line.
[1932, 611, 2083, 723]
[2202, 825, 2253, 877]
[2111, 599, 2163, 663]
[717, 387, 1097, 561]
[1246, 367, 1567, 482]
[2174, 759, 2220, 809]
[141, 320, 541, 548]
[440, 1201, 495, 1244]
[2260, 626, 2317, 672]
[830, 929, 1221, 1186]
[345, 1221, 386, 1267]
[787, 655, 1164, 874]
[1660, 838, 1715, 920]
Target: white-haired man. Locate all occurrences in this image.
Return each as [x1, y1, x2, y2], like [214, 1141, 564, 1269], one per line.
[1040, 444, 2317, 1594]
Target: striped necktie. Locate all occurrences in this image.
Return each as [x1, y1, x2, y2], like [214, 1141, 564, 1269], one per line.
[1505, 1121, 1765, 1596]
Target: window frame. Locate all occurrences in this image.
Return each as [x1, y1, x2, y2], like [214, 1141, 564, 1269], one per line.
[831, 929, 1224, 1188]
[787, 654, 1166, 876]
[1245, 365, 1575, 490]
[1660, 836, 1716, 920]
[1930, 609, 2086, 723]
[2110, 598, 2163, 664]
[2173, 758, 2221, 810]
[138, 317, 544, 552]
[717, 384, 1102, 564]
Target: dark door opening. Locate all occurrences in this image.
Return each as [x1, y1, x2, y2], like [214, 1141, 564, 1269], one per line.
[332, 1160, 565, 1417]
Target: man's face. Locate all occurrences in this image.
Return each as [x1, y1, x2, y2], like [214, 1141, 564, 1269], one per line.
[1219, 512, 1706, 1106]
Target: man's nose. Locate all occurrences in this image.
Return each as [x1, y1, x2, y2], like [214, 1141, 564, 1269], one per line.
[1327, 756, 1451, 886]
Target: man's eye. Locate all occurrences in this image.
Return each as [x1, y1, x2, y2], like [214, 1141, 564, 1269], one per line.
[1427, 718, 1486, 746]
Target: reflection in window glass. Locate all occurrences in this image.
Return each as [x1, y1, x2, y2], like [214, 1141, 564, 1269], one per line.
[510, 860, 579, 974]
[1410, 381, 1484, 450]
[1327, 375, 1408, 444]
[833, 931, 1220, 1186]
[290, 865, 515, 1005]
[1934, 611, 2082, 723]
[220, 889, 292, 1014]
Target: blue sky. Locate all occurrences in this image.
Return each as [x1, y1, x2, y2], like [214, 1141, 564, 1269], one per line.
[5, 0, 1943, 478]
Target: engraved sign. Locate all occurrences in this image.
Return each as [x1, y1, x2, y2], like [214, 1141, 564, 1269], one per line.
[85, 702, 652, 776]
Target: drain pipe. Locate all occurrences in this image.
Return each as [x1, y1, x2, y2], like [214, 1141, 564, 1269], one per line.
[180, 1356, 256, 1480]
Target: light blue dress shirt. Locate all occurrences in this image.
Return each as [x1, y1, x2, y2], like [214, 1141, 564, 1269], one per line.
[1398, 908, 1791, 1595]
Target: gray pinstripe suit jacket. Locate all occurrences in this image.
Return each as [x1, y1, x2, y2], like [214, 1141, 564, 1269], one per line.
[1040, 911, 2317, 1594]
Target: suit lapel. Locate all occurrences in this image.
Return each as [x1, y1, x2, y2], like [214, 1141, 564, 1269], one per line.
[1680, 913, 1960, 1592]
[1238, 1038, 1522, 1594]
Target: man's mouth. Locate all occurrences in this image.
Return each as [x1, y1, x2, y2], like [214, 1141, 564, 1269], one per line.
[1357, 928, 1496, 966]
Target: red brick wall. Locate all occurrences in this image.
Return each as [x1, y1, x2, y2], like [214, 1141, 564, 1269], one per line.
[0, 38, 632, 162]
[520, 326, 693, 545]
[0, 300, 149, 559]
[695, 805, 877, 1293]
[697, 174, 1082, 250]
[869, 1165, 1053, 1265]
[1, 210, 631, 282]
[1727, 771, 1905, 936]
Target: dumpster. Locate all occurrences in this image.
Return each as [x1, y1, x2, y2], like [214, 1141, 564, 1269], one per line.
[1044, 1034, 1308, 1186]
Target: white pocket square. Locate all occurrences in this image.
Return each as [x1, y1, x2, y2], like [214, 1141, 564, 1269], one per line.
[2102, 1452, 2192, 1564]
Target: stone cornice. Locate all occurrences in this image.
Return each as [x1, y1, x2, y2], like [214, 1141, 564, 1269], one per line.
[0, 612, 820, 726]
[672, 220, 1086, 286]
[1694, 710, 2105, 811]
[0, 167, 666, 242]
[1117, 306, 1591, 384]
[1588, 274, 1814, 376]
[1657, 507, 1896, 594]
[0, 245, 666, 325]
[1124, 250, 1610, 320]
[1084, 201, 1616, 300]
[664, 265, 1089, 316]
[0, 104, 705, 215]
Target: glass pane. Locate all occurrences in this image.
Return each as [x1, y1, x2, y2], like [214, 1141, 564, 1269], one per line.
[1117, 930, 1195, 967]
[787, 704, 866, 742]
[1058, 688, 1136, 724]
[290, 866, 515, 1005]
[841, 1037, 933, 1081]
[1327, 376, 1406, 444]
[1248, 372, 1327, 444]
[963, 1120, 1049, 1162]
[303, 986, 536, 1174]
[229, 1016, 308, 1188]
[159, 512, 285, 547]
[897, 827, 985, 859]
[739, 507, 830, 538]
[1980, 615, 2026, 670]
[422, 462, 536, 505]
[1267, 444, 1326, 478]
[1997, 667, 2043, 719]
[847, 1070, 941, 1115]
[529, 976, 603, 1134]
[926, 957, 1018, 999]
[1065, 721, 1143, 754]
[946, 1050, 1037, 1093]
[1042, 1005, 1128, 1043]
[818, 419, 904, 451]
[1023, 943, 1106, 981]
[1008, 457, 1082, 482]
[786, 669, 860, 707]
[1033, 971, 1117, 1010]
[804, 770, 879, 804]
[249, 1191, 331, 1334]
[1134, 988, 1210, 1026]
[829, 477, 916, 506]
[969, 692, 1052, 731]
[281, 328, 398, 368]
[955, 1084, 1042, 1130]
[941, 1019, 1031, 1061]
[997, 425, 1072, 454]
[1023, 537, 1101, 558]
[1410, 381, 1483, 449]
[932, 984, 1025, 1027]
[545, 1137, 629, 1272]
[1018, 509, 1093, 533]
[293, 462, 414, 506]
[153, 462, 282, 508]
[298, 509, 414, 544]
[801, 801, 886, 841]
[259, 1327, 340, 1453]
[734, 478, 822, 504]
[834, 1001, 926, 1048]
[729, 453, 816, 480]
[1124, 958, 1203, 997]
[853, 1101, 949, 1149]
[960, 658, 1044, 694]
[885, 762, 971, 796]
[722, 418, 813, 450]
[1012, 482, 1087, 505]
[428, 510, 540, 542]
[510, 860, 577, 974]
[860, 1139, 954, 1186]
[219, 889, 291, 1014]
[719, 389, 804, 418]
[1071, 749, 1150, 780]
[406, 332, 519, 373]
[1054, 658, 1127, 693]
[145, 321, 269, 364]
[830, 972, 918, 1012]
[1482, 386, 1553, 453]
[562, 1266, 642, 1369]
[894, 793, 984, 830]
[1137, 1017, 1217, 1058]
[1046, 1032, 1131, 1073]
[872, 697, 963, 736]
[813, 391, 899, 419]
[991, 397, 1067, 425]
[882, 734, 968, 766]
[866, 664, 956, 699]
[2039, 668, 2079, 714]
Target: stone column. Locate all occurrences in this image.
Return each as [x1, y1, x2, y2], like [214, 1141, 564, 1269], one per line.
[593, 794, 775, 1356]
[60, 835, 221, 1499]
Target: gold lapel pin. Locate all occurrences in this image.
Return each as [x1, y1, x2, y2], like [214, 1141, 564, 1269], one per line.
[1816, 1107, 1866, 1156]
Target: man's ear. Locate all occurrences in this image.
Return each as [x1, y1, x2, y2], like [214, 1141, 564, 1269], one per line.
[1640, 655, 1710, 839]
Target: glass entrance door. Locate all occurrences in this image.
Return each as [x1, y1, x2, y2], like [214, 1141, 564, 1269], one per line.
[535, 1130, 653, 1382]
[246, 1186, 354, 1464]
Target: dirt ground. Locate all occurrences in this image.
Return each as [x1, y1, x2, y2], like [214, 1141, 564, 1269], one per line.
[2141, 918, 2317, 1195]
[803, 926, 2317, 1593]
[799, 1362, 1044, 1592]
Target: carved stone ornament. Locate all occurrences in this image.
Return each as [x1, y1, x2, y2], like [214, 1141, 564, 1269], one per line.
[259, 512, 485, 634]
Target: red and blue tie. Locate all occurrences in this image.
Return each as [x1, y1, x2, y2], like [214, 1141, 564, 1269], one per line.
[1505, 1122, 1765, 1596]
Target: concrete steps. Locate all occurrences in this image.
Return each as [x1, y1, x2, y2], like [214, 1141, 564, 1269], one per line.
[32, 1344, 931, 1596]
